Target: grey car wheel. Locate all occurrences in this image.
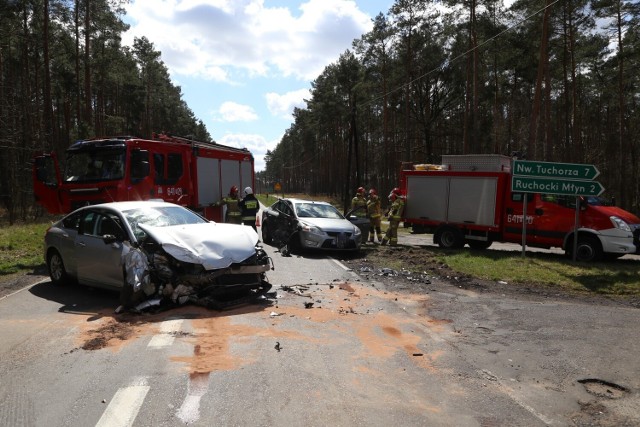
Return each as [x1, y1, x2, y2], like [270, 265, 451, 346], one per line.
[47, 249, 69, 286]
[262, 221, 273, 244]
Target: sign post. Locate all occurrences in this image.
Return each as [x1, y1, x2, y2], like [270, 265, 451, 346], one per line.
[511, 160, 604, 260]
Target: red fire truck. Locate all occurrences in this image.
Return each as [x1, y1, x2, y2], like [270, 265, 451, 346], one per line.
[400, 155, 640, 261]
[33, 133, 254, 222]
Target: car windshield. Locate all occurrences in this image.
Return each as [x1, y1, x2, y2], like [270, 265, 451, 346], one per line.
[295, 203, 344, 219]
[123, 206, 206, 239]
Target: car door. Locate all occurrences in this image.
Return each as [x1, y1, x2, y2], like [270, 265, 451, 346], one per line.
[75, 210, 127, 289]
[531, 194, 577, 246]
[279, 200, 299, 237]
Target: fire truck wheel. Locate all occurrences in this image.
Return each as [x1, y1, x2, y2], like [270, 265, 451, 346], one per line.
[568, 236, 603, 262]
[47, 249, 70, 286]
[435, 227, 464, 249]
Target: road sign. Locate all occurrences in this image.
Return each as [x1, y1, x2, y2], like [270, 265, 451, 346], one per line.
[512, 176, 604, 196]
[513, 160, 599, 180]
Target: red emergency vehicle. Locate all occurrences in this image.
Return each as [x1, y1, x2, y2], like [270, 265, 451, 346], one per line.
[33, 133, 254, 222]
[400, 155, 640, 261]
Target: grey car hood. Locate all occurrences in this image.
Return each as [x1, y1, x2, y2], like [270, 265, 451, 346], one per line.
[301, 217, 357, 232]
[139, 222, 259, 270]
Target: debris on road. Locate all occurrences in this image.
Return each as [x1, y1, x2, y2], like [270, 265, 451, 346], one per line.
[281, 285, 312, 298]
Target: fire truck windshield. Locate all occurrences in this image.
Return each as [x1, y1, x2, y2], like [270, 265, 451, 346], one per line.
[64, 148, 126, 182]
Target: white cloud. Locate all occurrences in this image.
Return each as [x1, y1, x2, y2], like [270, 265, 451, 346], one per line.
[218, 133, 281, 171]
[216, 101, 258, 122]
[266, 89, 310, 119]
[123, 0, 373, 81]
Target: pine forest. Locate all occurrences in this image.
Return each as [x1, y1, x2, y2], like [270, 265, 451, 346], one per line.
[1, 0, 639, 222]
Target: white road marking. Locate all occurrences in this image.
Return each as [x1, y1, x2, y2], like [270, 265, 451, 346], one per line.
[147, 319, 184, 348]
[0, 278, 49, 300]
[176, 373, 210, 424]
[95, 377, 149, 427]
[329, 257, 359, 278]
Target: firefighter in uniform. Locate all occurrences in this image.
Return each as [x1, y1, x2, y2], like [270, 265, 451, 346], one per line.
[367, 188, 382, 243]
[381, 188, 405, 246]
[240, 186, 259, 231]
[351, 186, 368, 218]
[215, 186, 242, 224]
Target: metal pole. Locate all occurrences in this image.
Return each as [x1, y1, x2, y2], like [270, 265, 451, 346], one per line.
[521, 195, 527, 258]
[573, 196, 579, 261]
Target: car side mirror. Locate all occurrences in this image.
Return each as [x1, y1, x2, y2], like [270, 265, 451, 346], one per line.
[103, 234, 119, 244]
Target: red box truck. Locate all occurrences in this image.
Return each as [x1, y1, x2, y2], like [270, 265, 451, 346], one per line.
[400, 155, 640, 261]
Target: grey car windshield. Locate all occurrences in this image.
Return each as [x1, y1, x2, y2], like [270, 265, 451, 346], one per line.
[123, 206, 207, 240]
[295, 203, 344, 219]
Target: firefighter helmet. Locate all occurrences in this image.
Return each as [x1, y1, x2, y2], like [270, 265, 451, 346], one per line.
[357, 186, 365, 195]
[244, 186, 253, 196]
[229, 186, 238, 196]
[389, 187, 402, 201]
[369, 188, 377, 196]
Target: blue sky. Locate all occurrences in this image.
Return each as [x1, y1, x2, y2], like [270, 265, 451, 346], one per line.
[122, 0, 395, 171]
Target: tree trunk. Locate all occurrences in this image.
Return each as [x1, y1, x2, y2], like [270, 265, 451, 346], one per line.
[84, 0, 92, 128]
[529, 0, 552, 158]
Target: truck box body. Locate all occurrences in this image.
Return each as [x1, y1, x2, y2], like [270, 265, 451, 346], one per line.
[400, 155, 640, 261]
[33, 134, 254, 222]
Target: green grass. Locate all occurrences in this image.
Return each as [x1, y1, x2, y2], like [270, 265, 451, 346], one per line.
[433, 249, 640, 296]
[0, 221, 50, 276]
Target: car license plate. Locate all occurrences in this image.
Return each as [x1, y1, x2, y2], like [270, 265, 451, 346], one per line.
[336, 232, 347, 249]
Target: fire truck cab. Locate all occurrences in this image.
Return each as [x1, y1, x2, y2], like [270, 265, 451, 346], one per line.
[33, 133, 254, 221]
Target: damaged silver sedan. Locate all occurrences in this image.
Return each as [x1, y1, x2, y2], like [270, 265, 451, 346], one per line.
[44, 201, 272, 311]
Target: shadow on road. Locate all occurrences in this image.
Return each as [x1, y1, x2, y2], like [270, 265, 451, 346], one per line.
[29, 281, 119, 319]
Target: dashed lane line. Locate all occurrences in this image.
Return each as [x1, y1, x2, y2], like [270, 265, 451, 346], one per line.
[95, 377, 149, 427]
[147, 319, 184, 348]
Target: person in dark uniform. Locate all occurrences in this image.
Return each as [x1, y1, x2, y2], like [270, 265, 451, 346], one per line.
[240, 186, 259, 231]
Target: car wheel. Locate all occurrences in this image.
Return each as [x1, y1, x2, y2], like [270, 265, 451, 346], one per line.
[435, 227, 464, 249]
[573, 236, 603, 262]
[47, 249, 69, 286]
[288, 232, 303, 254]
[262, 221, 273, 244]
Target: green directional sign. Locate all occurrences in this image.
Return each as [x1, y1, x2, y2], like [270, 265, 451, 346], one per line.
[513, 160, 600, 180]
[512, 176, 604, 196]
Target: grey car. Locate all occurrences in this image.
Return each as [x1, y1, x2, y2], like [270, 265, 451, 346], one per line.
[44, 201, 271, 308]
[261, 198, 365, 251]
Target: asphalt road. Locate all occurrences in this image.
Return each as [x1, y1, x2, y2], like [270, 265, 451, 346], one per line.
[1, 238, 639, 426]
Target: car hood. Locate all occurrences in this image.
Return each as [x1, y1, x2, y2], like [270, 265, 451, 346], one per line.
[301, 218, 357, 232]
[139, 222, 259, 270]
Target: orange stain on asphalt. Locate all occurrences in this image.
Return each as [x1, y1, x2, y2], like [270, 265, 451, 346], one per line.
[68, 282, 449, 376]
